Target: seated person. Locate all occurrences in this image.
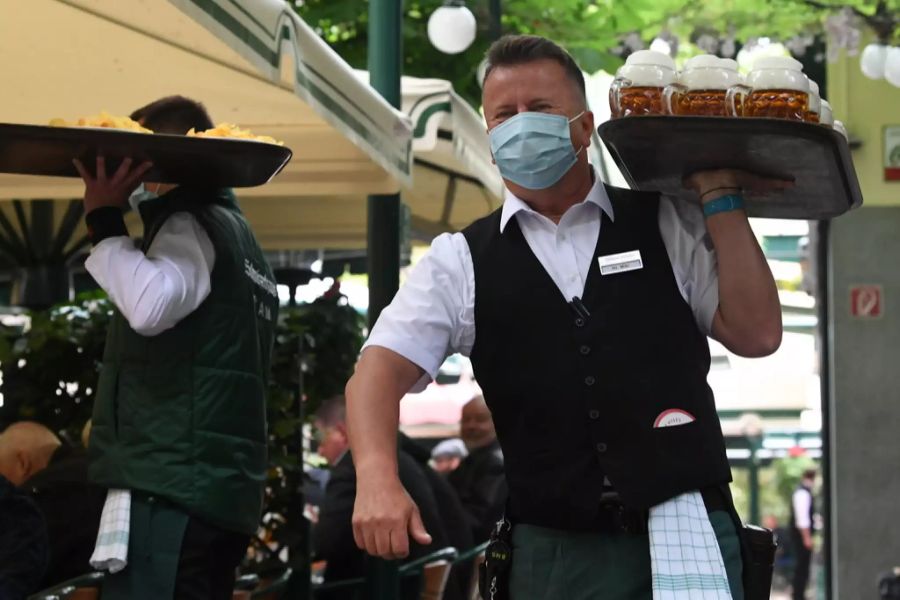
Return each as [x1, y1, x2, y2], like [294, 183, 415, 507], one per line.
[311, 396, 449, 599]
[400, 434, 473, 600]
[430, 438, 467, 475]
[447, 396, 507, 542]
[22, 422, 106, 588]
[0, 422, 53, 599]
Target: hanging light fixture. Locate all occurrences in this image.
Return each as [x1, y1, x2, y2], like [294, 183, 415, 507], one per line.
[427, 0, 477, 55]
[884, 46, 900, 87]
[860, 42, 889, 78]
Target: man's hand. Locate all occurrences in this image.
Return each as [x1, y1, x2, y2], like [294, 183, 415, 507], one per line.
[73, 156, 153, 213]
[802, 529, 814, 551]
[684, 168, 793, 203]
[352, 476, 432, 560]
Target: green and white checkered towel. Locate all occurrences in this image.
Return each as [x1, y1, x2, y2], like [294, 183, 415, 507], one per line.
[90, 489, 131, 574]
[649, 491, 733, 599]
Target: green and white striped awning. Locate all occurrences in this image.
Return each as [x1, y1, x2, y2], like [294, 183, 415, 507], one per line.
[0, 0, 412, 201]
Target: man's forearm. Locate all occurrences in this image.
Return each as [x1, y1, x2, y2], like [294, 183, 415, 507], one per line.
[345, 347, 424, 484]
[706, 209, 782, 357]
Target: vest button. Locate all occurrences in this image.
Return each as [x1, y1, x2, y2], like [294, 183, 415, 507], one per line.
[589, 409, 600, 420]
[584, 376, 596, 386]
[580, 345, 591, 355]
[575, 317, 585, 327]
[596, 442, 608, 453]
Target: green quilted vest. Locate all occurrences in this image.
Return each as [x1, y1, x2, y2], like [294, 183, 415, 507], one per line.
[88, 187, 278, 535]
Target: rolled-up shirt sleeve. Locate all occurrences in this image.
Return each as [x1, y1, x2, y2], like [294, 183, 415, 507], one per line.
[793, 488, 813, 529]
[364, 232, 475, 393]
[85, 211, 215, 336]
[659, 197, 720, 336]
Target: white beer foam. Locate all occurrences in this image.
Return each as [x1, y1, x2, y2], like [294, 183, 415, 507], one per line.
[680, 68, 743, 90]
[820, 100, 834, 125]
[616, 64, 677, 87]
[746, 68, 809, 92]
[807, 79, 821, 113]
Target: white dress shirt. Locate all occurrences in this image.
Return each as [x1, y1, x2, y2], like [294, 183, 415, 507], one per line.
[365, 171, 720, 392]
[85, 211, 216, 336]
[792, 486, 813, 529]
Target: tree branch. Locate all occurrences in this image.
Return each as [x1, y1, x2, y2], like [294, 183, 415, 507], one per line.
[793, 0, 872, 21]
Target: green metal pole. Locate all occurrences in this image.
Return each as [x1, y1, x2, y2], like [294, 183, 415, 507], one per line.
[748, 436, 761, 525]
[367, 0, 403, 330]
[366, 0, 403, 598]
[488, 0, 502, 40]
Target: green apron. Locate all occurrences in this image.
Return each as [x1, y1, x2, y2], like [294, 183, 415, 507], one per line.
[509, 511, 744, 600]
[101, 494, 190, 600]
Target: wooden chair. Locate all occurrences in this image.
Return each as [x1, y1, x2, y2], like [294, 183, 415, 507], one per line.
[398, 547, 459, 600]
[449, 542, 489, 600]
[27, 572, 104, 600]
[248, 567, 293, 600]
[469, 551, 487, 600]
[419, 559, 453, 600]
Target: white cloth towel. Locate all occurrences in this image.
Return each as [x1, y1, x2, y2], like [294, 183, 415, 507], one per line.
[89, 489, 132, 574]
[649, 491, 733, 599]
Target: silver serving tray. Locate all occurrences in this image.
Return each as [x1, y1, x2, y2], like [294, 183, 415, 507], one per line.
[597, 116, 862, 219]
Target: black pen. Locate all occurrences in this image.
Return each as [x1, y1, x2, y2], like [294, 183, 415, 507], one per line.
[571, 296, 591, 319]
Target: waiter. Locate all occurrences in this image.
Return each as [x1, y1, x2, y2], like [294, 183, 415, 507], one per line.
[74, 96, 278, 599]
[346, 36, 784, 599]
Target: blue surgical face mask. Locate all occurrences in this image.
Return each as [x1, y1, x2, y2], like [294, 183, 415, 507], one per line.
[489, 111, 585, 190]
[128, 183, 159, 211]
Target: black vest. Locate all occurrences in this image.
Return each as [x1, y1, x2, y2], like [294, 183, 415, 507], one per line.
[462, 186, 731, 530]
[791, 482, 815, 534]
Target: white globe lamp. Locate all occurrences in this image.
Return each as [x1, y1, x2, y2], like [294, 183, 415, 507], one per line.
[860, 43, 888, 79]
[885, 46, 900, 87]
[428, 3, 477, 55]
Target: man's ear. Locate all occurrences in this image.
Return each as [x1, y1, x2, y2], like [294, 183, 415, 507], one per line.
[580, 110, 595, 148]
[15, 449, 31, 483]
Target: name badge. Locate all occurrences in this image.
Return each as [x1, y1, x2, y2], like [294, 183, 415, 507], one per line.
[597, 250, 643, 276]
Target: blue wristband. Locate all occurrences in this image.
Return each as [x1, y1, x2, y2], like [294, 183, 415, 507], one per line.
[702, 193, 745, 218]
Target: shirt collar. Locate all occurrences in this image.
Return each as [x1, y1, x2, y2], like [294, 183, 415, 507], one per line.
[498, 168, 616, 233]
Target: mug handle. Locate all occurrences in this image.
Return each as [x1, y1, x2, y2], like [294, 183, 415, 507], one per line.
[663, 83, 687, 116]
[726, 84, 751, 117]
[609, 77, 631, 118]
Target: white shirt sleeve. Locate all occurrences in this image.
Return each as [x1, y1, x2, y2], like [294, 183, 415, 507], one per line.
[363, 232, 475, 393]
[84, 211, 216, 337]
[658, 197, 720, 336]
[793, 488, 813, 530]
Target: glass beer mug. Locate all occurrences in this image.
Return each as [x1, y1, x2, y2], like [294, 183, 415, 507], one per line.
[820, 99, 834, 127]
[806, 79, 821, 123]
[609, 50, 678, 117]
[671, 55, 743, 116]
[729, 56, 810, 120]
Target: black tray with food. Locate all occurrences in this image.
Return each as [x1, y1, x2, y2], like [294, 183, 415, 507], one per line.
[597, 116, 862, 219]
[0, 123, 292, 188]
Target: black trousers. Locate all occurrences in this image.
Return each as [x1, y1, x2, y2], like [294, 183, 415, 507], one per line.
[174, 517, 250, 600]
[791, 533, 812, 600]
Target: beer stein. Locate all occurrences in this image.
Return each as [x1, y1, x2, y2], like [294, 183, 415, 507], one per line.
[672, 55, 743, 116]
[820, 99, 834, 127]
[733, 56, 810, 121]
[609, 50, 678, 117]
[806, 79, 821, 123]
[833, 119, 848, 140]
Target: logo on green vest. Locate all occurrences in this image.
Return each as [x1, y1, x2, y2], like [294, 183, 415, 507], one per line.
[244, 259, 278, 298]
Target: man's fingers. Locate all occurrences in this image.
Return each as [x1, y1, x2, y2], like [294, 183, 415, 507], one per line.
[374, 529, 393, 559]
[352, 521, 366, 551]
[122, 161, 154, 190]
[72, 159, 91, 182]
[363, 529, 380, 557]
[111, 157, 133, 183]
[408, 508, 432, 546]
[390, 527, 410, 559]
[95, 156, 107, 183]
